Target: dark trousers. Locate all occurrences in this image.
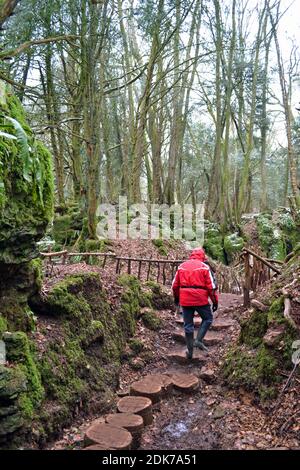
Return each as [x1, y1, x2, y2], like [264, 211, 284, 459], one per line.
[182, 304, 213, 341]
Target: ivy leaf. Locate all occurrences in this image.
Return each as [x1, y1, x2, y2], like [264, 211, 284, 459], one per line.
[5, 116, 32, 182]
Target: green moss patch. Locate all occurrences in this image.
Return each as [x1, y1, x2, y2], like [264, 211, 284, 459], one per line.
[240, 309, 268, 348]
[152, 239, 168, 256]
[128, 338, 145, 355]
[0, 316, 7, 336]
[222, 288, 298, 402]
[0, 83, 54, 264]
[3, 332, 44, 419]
[222, 345, 278, 401]
[141, 309, 162, 331]
[224, 233, 244, 263]
[203, 223, 225, 263]
[144, 280, 173, 310]
[256, 214, 286, 261]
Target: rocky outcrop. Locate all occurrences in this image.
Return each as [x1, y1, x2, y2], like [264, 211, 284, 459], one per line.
[0, 365, 26, 443]
[0, 81, 53, 264]
[0, 81, 53, 331]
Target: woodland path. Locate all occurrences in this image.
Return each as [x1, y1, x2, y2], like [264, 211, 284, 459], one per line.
[50, 293, 298, 451]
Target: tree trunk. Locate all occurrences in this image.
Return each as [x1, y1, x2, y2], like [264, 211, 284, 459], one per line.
[268, 2, 300, 209]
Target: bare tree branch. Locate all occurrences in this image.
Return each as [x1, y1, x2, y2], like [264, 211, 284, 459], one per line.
[0, 35, 80, 60]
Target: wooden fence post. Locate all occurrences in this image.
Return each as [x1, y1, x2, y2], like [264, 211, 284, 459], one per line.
[243, 252, 251, 308]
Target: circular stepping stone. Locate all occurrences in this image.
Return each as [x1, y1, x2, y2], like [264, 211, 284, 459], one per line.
[117, 396, 153, 425]
[150, 374, 173, 395]
[84, 422, 132, 449]
[170, 373, 199, 392]
[105, 413, 144, 433]
[105, 413, 144, 449]
[130, 379, 162, 403]
[167, 348, 208, 365]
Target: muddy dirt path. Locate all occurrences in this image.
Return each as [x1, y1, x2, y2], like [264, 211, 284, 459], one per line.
[50, 293, 299, 450]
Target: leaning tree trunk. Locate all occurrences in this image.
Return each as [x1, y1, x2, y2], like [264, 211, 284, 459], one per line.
[268, 2, 300, 209]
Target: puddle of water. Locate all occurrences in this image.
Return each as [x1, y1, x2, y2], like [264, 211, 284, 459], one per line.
[163, 421, 189, 438]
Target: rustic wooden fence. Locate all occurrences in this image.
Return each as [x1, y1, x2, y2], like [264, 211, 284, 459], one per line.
[40, 246, 283, 301]
[242, 247, 283, 307]
[40, 249, 244, 293]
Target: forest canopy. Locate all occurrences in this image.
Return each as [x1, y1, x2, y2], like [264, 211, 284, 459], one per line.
[0, 0, 299, 238]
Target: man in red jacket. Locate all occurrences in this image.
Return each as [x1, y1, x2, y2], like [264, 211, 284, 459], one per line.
[171, 248, 218, 359]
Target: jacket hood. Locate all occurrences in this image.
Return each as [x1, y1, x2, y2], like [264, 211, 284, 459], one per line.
[189, 248, 206, 262]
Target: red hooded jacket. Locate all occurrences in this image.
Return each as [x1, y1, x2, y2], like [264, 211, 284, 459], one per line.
[172, 248, 218, 307]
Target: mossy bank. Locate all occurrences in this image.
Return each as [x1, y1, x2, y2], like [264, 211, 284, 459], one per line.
[221, 251, 300, 403]
[0, 272, 171, 448]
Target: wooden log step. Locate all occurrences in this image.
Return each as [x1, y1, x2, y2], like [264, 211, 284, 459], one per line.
[117, 396, 153, 425]
[150, 374, 173, 395]
[130, 374, 173, 402]
[84, 423, 132, 449]
[166, 348, 208, 365]
[169, 373, 199, 392]
[105, 413, 144, 448]
[105, 413, 144, 433]
[130, 379, 162, 403]
[172, 329, 223, 346]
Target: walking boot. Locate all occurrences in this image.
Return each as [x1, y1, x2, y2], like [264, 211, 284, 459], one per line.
[185, 332, 194, 360]
[194, 339, 209, 352]
[194, 330, 209, 352]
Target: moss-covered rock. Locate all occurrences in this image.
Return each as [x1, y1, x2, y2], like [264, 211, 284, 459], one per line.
[3, 332, 44, 419]
[128, 338, 145, 355]
[0, 83, 53, 334]
[203, 222, 225, 263]
[144, 280, 173, 310]
[222, 344, 278, 402]
[0, 82, 54, 264]
[0, 270, 147, 447]
[256, 213, 286, 260]
[0, 259, 42, 332]
[240, 309, 268, 348]
[255, 210, 300, 261]
[141, 309, 162, 331]
[0, 365, 27, 400]
[31, 273, 142, 445]
[276, 209, 300, 252]
[224, 233, 244, 263]
[84, 239, 109, 265]
[222, 291, 298, 402]
[0, 365, 27, 439]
